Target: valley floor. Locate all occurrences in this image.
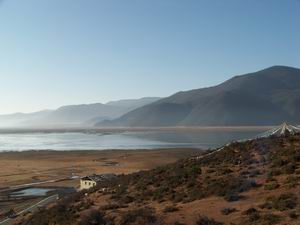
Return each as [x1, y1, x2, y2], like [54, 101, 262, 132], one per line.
[0, 148, 199, 189]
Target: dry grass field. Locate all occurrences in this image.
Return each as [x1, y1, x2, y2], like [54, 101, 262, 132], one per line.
[0, 148, 200, 189]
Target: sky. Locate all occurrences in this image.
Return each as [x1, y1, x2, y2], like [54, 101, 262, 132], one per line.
[0, 0, 299, 114]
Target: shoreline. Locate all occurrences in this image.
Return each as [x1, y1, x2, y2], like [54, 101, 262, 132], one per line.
[0, 147, 203, 153]
[0, 126, 272, 134]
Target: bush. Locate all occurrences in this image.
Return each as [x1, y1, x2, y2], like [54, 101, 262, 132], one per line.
[243, 208, 260, 222]
[21, 203, 75, 225]
[294, 152, 300, 161]
[264, 181, 279, 190]
[78, 210, 108, 225]
[100, 204, 122, 210]
[261, 213, 280, 224]
[173, 222, 186, 225]
[195, 216, 223, 225]
[267, 169, 281, 177]
[285, 175, 300, 188]
[220, 207, 237, 215]
[283, 163, 296, 174]
[224, 193, 242, 202]
[249, 169, 261, 178]
[119, 207, 160, 225]
[266, 193, 298, 211]
[163, 205, 179, 213]
[288, 211, 299, 219]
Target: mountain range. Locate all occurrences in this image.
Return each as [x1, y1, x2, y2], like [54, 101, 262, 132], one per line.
[1, 66, 299, 128]
[97, 66, 300, 127]
[0, 97, 160, 128]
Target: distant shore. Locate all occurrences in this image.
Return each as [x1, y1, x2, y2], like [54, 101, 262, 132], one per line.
[0, 126, 273, 134]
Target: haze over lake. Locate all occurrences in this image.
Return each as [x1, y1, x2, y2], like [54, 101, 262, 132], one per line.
[0, 128, 267, 151]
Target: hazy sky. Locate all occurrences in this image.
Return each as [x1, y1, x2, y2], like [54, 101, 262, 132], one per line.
[0, 0, 299, 114]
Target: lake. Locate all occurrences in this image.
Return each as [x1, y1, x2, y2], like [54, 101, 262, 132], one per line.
[0, 128, 269, 151]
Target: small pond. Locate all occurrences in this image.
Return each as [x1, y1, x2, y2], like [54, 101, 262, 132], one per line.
[10, 188, 53, 197]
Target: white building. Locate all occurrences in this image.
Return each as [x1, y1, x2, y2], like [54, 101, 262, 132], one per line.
[80, 174, 116, 190]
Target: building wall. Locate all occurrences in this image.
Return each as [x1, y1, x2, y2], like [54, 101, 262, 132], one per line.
[80, 179, 97, 190]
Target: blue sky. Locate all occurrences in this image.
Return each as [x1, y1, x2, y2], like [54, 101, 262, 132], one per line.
[0, 0, 299, 114]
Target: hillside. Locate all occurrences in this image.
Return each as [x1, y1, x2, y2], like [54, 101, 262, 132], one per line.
[97, 66, 300, 127]
[14, 134, 300, 225]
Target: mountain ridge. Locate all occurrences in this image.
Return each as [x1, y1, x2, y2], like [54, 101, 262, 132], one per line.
[97, 66, 300, 127]
[0, 97, 161, 128]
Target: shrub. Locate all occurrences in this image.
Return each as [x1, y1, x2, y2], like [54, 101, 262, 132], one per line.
[264, 181, 279, 190]
[271, 158, 287, 167]
[249, 169, 261, 178]
[261, 213, 280, 224]
[285, 175, 300, 188]
[224, 193, 242, 202]
[100, 204, 122, 210]
[267, 193, 298, 211]
[294, 152, 300, 161]
[220, 207, 237, 215]
[267, 169, 281, 177]
[243, 208, 260, 222]
[173, 222, 186, 225]
[21, 203, 75, 225]
[288, 211, 299, 219]
[119, 207, 160, 225]
[243, 207, 257, 215]
[78, 210, 108, 225]
[283, 163, 296, 174]
[195, 216, 224, 225]
[163, 205, 179, 213]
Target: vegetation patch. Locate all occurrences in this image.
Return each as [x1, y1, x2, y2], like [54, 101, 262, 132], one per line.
[221, 207, 237, 215]
[264, 193, 298, 211]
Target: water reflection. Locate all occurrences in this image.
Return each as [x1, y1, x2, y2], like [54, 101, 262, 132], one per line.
[0, 128, 267, 151]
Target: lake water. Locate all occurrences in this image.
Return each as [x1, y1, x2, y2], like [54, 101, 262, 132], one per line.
[11, 188, 53, 197]
[10, 187, 77, 197]
[0, 128, 268, 151]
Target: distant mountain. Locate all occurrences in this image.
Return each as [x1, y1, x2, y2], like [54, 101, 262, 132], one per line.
[0, 110, 53, 127]
[0, 97, 161, 128]
[97, 66, 300, 127]
[106, 97, 161, 109]
[39, 103, 127, 127]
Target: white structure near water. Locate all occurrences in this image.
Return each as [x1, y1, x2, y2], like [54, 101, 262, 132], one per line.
[80, 174, 116, 190]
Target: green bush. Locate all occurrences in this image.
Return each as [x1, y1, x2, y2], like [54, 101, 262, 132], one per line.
[264, 181, 279, 190]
